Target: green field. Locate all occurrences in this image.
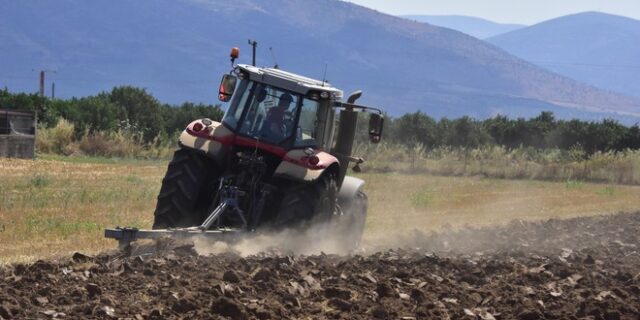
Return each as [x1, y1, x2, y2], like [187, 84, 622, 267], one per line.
[1, 156, 639, 264]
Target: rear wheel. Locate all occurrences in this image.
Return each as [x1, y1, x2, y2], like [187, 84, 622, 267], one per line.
[272, 174, 337, 228]
[152, 149, 219, 229]
[271, 176, 368, 253]
[336, 191, 368, 250]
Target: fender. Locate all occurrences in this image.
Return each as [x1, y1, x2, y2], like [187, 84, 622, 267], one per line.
[274, 149, 340, 182]
[178, 119, 233, 162]
[337, 176, 365, 202]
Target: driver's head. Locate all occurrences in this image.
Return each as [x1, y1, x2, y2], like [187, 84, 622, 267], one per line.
[277, 93, 293, 109]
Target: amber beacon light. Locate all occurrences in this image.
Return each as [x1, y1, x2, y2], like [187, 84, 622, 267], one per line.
[230, 47, 240, 64]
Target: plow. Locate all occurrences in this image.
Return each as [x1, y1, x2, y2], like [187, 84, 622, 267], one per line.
[104, 227, 243, 249]
[105, 44, 383, 250]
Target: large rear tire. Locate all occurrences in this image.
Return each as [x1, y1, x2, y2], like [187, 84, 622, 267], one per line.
[152, 149, 218, 229]
[271, 176, 368, 253]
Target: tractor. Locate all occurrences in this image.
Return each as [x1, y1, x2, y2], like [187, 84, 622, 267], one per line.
[105, 46, 384, 249]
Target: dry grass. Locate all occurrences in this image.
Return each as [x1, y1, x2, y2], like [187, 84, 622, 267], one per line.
[0, 157, 165, 264]
[354, 143, 640, 185]
[36, 118, 175, 159]
[361, 172, 640, 245]
[2, 156, 640, 264]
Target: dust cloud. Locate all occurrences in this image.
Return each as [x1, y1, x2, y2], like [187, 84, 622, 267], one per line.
[366, 212, 637, 257]
[193, 221, 354, 257]
[192, 211, 637, 258]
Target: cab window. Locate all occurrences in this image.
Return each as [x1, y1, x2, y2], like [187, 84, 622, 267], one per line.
[294, 98, 320, 147]
[221, 80, 251, 129]
[238, 85, 300, 145]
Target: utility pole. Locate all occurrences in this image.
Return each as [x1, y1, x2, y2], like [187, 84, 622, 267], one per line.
[37, 69, 56, 97]
[51, 82, 55, 99]
[39, 71, 45, 97]
[248, 39, 257, 66]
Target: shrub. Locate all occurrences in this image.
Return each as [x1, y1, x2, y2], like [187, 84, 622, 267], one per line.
[36, 118, 78, 155]
[352, 142, 640, 185]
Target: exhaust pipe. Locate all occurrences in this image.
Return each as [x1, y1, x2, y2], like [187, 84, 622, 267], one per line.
[332, 91, 361, 185]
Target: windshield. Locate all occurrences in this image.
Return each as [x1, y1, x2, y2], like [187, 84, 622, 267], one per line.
[221, 80, 322, 148]
[239, 84, 299, 144]
[222, 81, 314, 144]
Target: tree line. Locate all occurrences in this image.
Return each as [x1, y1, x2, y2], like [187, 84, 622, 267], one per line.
[2, 87, 639, 153]
[0, 87, 223, 143]
[382, 111, 640, 154]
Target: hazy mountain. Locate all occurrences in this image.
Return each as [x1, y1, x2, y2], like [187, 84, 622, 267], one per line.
[489, 12, 640, 99]
[1, 1, 640, 122]
[401, 15, 525, 39]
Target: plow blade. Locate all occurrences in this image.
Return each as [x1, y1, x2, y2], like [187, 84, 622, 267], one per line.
[104, 227, 245, 248]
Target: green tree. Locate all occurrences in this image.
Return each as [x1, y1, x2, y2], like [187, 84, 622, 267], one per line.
[446, 116, 491, 148]
[584, 119, 627, 153]
[162, 102, 224, 135]
[483, 114, 510, 146]
[529, 111, 556, 149]
[392, 111, 437, 147]
[108, 86, 165, 142]
[0, 88, 55, 125]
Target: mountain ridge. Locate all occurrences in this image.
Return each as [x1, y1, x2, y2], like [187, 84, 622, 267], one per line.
[489, 11, 640, 99]
[1, 0, 639, 122]
[401, 14, 525, 39]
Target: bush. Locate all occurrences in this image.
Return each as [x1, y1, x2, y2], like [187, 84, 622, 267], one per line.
[36, 118, 78, 155]
[35, 117, 174, 159]
[352, 142, 640, 185]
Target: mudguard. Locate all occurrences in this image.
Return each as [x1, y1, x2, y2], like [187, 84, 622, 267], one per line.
[274, 149, 339, 182]
[178, 119, 233, 162]
[337, 176, 365, 202]
[180, 119, 341, 183]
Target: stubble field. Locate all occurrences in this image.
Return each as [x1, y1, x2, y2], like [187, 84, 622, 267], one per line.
[1, 156, 639, 263]
[1, 156, 640, 319]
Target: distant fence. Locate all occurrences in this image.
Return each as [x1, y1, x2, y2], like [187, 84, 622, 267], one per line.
[0, 109, 36, 159]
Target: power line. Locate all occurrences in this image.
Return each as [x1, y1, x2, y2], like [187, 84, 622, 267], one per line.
[531, 60, 640, 69]
[0, 75, 216, 85]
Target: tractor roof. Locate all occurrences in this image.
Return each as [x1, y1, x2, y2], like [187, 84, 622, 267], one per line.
[237, 64, 343, 99]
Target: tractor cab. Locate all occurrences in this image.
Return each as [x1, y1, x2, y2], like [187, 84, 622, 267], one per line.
[210, 59, 385, 188]
[219, 64, 343, 153]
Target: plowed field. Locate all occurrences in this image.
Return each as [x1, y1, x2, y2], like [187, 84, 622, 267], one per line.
[2, 212, 640, 319]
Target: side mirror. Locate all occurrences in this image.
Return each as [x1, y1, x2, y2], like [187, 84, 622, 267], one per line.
[218, 74, 237, 102]
[368, 113, 384, 143]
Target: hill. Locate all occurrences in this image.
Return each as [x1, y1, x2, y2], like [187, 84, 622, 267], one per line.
[401, 15, 525, 39]
[489, 12, 640, 98]
[1, 1, 640, 121]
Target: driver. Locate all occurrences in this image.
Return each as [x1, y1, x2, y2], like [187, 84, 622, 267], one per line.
[263, 93, 293, 139]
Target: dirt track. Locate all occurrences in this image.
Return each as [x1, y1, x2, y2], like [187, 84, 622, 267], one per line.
[2, 212, 640, 319]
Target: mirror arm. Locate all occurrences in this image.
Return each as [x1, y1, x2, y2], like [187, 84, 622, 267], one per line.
[346, 155, 364, 164]
[333, 102, 383, 115]
[230, 66, 242, 76]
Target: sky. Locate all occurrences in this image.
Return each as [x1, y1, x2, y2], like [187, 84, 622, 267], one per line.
[346, 0, 640, 25]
